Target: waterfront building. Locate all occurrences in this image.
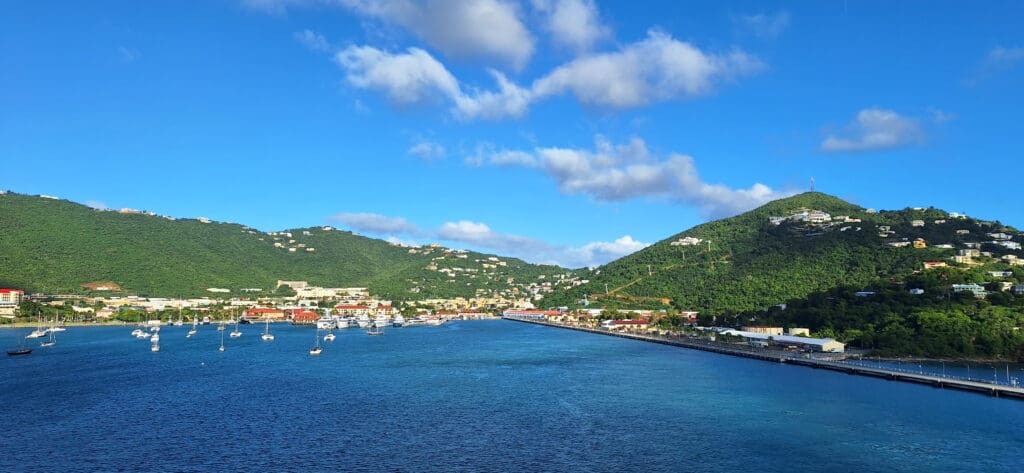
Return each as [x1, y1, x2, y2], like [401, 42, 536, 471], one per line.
[742, 326, 784, 336]
[721, 330, 845, 353]
[0, 288, 24, 305]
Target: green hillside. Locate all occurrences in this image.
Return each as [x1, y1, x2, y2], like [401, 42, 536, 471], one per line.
[0, 192, 564, 298]
[543, 192, 1023, 314]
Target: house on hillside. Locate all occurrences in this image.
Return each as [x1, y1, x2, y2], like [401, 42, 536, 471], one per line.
[911, 220, 925, 227]
[923, 261, 948, 270]
[952, 284, 987, 298]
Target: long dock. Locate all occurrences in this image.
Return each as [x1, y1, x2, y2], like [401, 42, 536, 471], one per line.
[503, 316, 1024, 401]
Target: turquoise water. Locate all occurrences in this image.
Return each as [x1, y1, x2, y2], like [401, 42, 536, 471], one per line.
[2, 320, 1022, 472]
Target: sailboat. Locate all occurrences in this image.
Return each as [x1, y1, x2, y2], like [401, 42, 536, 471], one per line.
[7, 334, 32, 356]
[366, 325, 382, 336]
[309, 328, 323, 355]
[27, 313, 47, 339]
[187, 316, 198, 338]
[40, 330, 56, 348]
[218, 329, 226, 352]
[150, 336, 160, 352]
[261, 316, 274, 341]
[173, 301, 184, 326]
[48, 316, 67, 332]
[324, 329, 336, 342]
[229, 319, 242, 338]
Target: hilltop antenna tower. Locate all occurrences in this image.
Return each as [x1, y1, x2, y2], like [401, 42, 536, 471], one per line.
[810, 176, 816, 192]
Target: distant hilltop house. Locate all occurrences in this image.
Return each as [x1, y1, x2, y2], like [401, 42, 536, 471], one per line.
[911, 220, 925, 227]
[197, 217, 211, 223]
[913, 239, 927, 249]
[670, 236, 703, 246]
[206, 288, 230, 293]
[996, 241, 1022, 250]
[988, 232, 1013, 241]
[923, 261, 948, 270]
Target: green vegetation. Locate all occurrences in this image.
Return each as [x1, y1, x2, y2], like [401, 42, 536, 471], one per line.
[543, 192, 1024, 359]
[0, 192, 563, 299]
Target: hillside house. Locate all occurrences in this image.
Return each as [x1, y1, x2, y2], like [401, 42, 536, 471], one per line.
[956, 229, 971, 235]
[911, 220, 925, 227]
[988, 232, 1013, 240]
[923, 261, 948, 270]
[245, 307, 286, 320]
[997, 241, 1022, 250]
[1013, 285, 1024, 296]
[670, 236, 703, 246]
[909, 288, 925, 295]
[989, 271, 1014, 278]
[952, 284, 987, 297]
[914, 239, 927, 249]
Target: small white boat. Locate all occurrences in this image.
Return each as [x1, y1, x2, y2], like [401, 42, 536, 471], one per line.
[187, 316, 198, 338]
[40, 331, 57, 348]
[334, 317, 350, 329]
[261, 317, 274, 341]
[229, 320, 242, 338]
[135, 331, 151, 340]
[150, 340, 160, 352]
[150, 332, 160, 343]
[373, 315, 389, 329]
[356, 314, 371, 329]
[392, 314, 405, 327]
[131, 328, 145, 337]
[26, 329, 47, 339]
[218, 330, 225, 352]
[324, 331, 336, 342]
[310, 328, 323, 355]
[48, 326, 67, 333]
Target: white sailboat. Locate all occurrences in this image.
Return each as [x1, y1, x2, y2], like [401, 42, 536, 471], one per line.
[187, 316, 198, 338]
[150, 337, 160, 352]
[48, 316, 67, 332]
[261, 316, 275, 341]
[310, 328, 323, 355]
[218, 329, 225, 352]
[27, 313, 47, 339]
[40, 330, 56, 348]
[324, 330, 335, 342]
[229, 319, 242, 338]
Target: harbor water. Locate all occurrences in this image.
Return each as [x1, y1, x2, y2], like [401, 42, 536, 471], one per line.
[2, 320, 1022, 472]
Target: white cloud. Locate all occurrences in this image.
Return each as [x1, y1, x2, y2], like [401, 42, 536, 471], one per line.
[117, 46, 140, 62]
[294, 29, 331, 52]
[734, 11, 791, 39]
[327, 212, 648, 267]
[334, 30, 762, 119]
[329, 212, 420, 234]
[472, 136, 790, 218]
[435, 220, 647, 267]
[85, 200, 108, 210]
[340, 0, 534, 69]
[927, 107, 956, 124]
[531, 30, 764, 108]
[533, 0, 611, 52]
[335, 46, 528, 119]
[408, 140, 446, 160]
[820, 108, 925, 153]
[986, 46, 1024, 67]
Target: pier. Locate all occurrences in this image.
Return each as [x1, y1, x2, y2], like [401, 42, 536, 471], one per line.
[503, 316, 1024, 401]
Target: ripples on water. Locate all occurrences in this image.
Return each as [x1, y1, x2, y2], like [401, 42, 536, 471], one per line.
[2, 321, 1022, 472]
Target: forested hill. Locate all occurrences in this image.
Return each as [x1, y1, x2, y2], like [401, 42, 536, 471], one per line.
[542, 192, 1024, 315]
[0, 192, 564, 298]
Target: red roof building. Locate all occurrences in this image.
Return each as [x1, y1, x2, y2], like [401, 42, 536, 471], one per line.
[0, 288, 24, 305]
[245, 307, 286, 320]
[289, 309, 318, 324]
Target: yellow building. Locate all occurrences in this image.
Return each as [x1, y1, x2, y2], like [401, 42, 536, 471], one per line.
[913, 239, 927, 249]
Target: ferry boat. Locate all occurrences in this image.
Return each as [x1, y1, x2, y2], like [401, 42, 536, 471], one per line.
[356, 314, 371, 329]
[334, 317, 351, 329]
[373, 315, 389, 329]
[316, 318, 336, 330]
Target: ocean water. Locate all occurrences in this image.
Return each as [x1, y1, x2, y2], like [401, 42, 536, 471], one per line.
[2, 320, 1022, 472]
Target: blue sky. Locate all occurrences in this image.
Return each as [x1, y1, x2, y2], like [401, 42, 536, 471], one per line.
[3, 1, 1023, 267]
